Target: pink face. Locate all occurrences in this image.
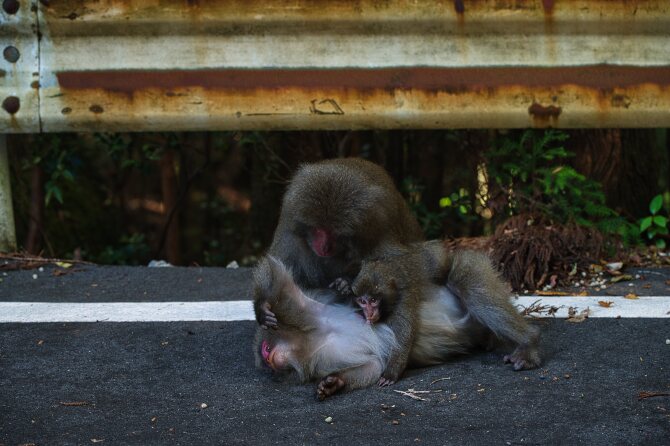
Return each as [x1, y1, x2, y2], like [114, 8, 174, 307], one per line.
[356, 295, 380, 324]
[310, 228, 335, 257]
[260, 340, 290, 371]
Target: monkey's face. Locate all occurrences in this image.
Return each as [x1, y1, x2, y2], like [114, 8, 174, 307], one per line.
[255, 331, 295, 373]
[355, 295, 381, 324]
[308, 227, 336, 257]
[260, 339, 292, 371]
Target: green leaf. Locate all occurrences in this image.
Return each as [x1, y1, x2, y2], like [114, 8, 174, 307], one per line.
[656, 239, 667, 250]
[640, 216, 653, 232]
[458, 205, 467, 215]
[652, 215, 667, 228]
[650, 194, 663, 214]
[439, 197, 451, 208]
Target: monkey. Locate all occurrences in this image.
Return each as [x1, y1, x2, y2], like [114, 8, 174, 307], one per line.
[253, 158, 424, 329]
[352, 241, 541, 375]
[253, 253, 539, 400]
[253, 256, 398, 400]
[349, 245, 424, 387]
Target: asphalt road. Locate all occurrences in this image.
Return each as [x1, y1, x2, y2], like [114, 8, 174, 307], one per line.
[1, 265, 669, 445]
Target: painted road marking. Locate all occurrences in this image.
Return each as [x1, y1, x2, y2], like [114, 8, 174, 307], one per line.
[0, 296, 667, 323]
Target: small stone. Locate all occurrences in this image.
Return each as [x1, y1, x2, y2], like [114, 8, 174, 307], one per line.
[665, 339, 670, 345]
[392, 420, 400, 425]
[38, 267, 44, 272]
[324, 416, 333, 424]
[32, 274, 38, 279]
[200, 403, 208, 409]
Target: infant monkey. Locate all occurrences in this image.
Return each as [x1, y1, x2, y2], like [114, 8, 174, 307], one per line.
[352, 242, 541, 385]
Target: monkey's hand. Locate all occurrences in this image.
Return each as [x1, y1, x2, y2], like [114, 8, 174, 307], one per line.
[257, 301, 278, 329]
[317, 374, 345, 401]
[503, 345, 541, 371]
[329, 277, 353, 296]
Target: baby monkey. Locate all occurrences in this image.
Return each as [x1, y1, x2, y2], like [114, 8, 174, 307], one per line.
[352, 242, 541, 385]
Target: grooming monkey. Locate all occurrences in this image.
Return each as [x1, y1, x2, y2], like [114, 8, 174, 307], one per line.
[254, 158, 424, 328]
[254, 251, 540, 400]
[353, 242, 541, 378]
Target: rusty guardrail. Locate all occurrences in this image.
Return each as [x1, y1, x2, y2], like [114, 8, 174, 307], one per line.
[2, 0, 670, 132]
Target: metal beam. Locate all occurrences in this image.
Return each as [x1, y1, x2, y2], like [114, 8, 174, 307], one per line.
[0, 134, 16, 252]
[2, 0, 670, 132]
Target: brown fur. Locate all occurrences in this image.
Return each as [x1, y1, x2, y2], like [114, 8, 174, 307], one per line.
[254, 158, 424, 327]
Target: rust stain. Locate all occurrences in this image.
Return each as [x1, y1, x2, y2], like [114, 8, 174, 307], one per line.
[31, 80, 40, 89]
[611, 94, 632, 108]
[541, 0, 555, 15]
[528, 102, 561, 118]
[56, 66, 670, 95]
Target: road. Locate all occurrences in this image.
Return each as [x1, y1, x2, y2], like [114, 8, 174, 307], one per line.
[1, 264, 668, 445]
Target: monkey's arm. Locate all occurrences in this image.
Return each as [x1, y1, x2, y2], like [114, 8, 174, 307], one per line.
[378, 299, 418, 386]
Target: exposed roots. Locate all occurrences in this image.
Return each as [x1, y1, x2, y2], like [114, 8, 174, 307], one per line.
[488, 214, 604, 292]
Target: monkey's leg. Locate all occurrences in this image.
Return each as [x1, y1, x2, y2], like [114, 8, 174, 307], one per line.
[448, 251, 541, 370]
[316, 361, 383, 400]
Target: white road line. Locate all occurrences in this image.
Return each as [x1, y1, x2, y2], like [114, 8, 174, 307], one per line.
[0, 296, 667, 323]
[0, 301, 254, 323]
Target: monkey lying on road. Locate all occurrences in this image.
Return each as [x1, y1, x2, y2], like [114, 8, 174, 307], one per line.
[254, 250, 540, 400]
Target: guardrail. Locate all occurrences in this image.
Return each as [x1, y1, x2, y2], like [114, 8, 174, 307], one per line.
[1, 0, 670, 250]
[2, 0, 670, 133]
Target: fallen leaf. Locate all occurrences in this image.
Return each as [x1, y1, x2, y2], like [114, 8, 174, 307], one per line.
[60, 401, 91, 407]
[624, 293, 639, 300]
[642, 284, 652, 289]
[55, 262, 73, 268]
[567, 307, 590, 323]
[606, 262, 623, 271]
[665, 280, 670, 286]
[638, 391, 670, 400]
[577, 291, 588, 296]
[611, 274, 634, 283]
[598, 301, 613, 308]
[590, 264, 604, 273]
[536, 291, 570, 296]
[37, 340, 44, 346]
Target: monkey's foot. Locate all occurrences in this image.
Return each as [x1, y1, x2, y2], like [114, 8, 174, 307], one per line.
[504, 346, 541, 371]
[378, 369, 402, 387]
[329, 278, 353, 296]
[317, 375, 345, 401]
[258, 302, 278, 329]
[377, 376, 396, 387]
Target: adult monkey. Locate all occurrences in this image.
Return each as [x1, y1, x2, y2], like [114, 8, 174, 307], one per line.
[254, 158, 424, 328]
